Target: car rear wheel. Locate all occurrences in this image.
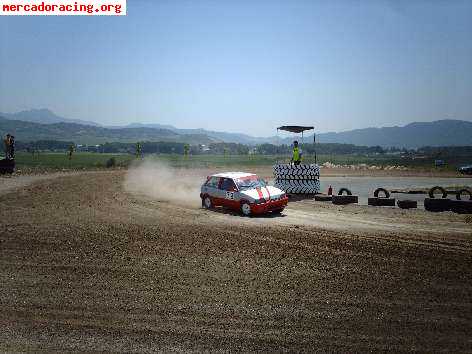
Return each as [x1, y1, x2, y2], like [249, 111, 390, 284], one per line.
[203, 196, 213, 209]
[241, 202, 252, 216]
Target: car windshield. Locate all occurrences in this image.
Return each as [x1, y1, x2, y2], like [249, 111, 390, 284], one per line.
[235, 176, 267, 191]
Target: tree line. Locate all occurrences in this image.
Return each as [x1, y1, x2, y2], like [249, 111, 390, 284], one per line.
[13, 139, 472, 157]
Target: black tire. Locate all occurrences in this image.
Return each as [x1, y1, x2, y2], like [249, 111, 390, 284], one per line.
[450, 200, 472, 214]
[428, 186, 447, 199]
[272, 208, 284, 214]
[397, 200, 417, 209]
[202, 195, 213, 209]
[424, 198, 451, 212]
[456, 189, 472, 201]
[338, 188, 352, 196]
[314, 194, 332, 202]
[332, 195, 358, 205]
[274, 178, 320, 194]
[240, 202, 252, 216]
[374, 188, 390, 198]
[368, 197, 395, 206]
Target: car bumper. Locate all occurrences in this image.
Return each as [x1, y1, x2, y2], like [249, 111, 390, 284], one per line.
[251, 196, 288, 214]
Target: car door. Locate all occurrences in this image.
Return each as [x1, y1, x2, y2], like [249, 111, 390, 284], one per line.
[203, 176, 221, 205]
[219, 178, 239, 209]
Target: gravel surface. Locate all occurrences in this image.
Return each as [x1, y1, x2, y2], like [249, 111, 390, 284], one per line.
[1, 170, 471, 352]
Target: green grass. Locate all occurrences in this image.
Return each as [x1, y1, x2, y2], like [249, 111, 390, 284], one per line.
[14, 152, 134, 170]
[12, 151, 466, 172]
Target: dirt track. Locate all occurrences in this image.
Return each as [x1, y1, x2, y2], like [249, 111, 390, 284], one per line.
[1, 170, 472, 352]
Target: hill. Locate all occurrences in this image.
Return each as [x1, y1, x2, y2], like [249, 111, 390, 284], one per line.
[0, 117, 218, 145]
[0, 108, 101, 126]
[120, 123, 274, 145]
[2, 109, 273, 144]
[1, 109, 471, 148]
[315, 120, 472, 148]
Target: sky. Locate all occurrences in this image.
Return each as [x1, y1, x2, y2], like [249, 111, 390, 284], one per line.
[1, 0, 471, 136]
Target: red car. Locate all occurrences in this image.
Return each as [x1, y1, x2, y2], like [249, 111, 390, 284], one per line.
[200, 172, 288, 216]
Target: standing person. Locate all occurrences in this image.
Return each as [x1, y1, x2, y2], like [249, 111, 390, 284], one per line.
[4, 134, 11, 159]
[291, 140, 303, 165]
[9, 135, 15, 159]
[68, 144, 74, 160]
[135, 142, 142, 158]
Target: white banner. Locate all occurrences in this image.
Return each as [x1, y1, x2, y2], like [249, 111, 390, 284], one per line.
[0, 0, 126, 15]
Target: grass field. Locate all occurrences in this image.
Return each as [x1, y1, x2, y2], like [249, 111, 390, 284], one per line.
[10, 151, 467, 172]
[14, 152, 134, 170]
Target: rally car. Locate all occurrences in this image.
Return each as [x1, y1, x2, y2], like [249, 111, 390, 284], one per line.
[200, 172, 288, 216]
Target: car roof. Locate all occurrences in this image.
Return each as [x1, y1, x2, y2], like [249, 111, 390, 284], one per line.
[211, 172, 257, 179]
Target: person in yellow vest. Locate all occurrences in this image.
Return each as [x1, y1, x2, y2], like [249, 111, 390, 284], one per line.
[291, 140, 302, 165]
[3, 134, 11, 159]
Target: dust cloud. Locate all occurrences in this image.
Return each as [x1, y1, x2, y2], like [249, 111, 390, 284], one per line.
[124, 160, 203, 207]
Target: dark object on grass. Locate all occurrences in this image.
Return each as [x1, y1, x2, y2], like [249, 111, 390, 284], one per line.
[450, 200, 472, 214]
[428, 186, 447, 199]
[368, 197, 395, 206]
[106, 157, 116, 168]
[456, 189, 472, 201]
[397, 200, 418, 209]
[0, 158, 15, 174]
[374, 188, 390, 198]
[332, 195, 358, 205]
[424, 198, 451, 212]
[314, 194, 332, 202]
[338, 188, 352, 196]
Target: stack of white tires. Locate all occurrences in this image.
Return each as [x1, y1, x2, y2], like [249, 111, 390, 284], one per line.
[273, 163, 320, 194]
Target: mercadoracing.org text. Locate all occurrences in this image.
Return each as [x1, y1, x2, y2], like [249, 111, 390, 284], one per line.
[1, 0, 126, 15]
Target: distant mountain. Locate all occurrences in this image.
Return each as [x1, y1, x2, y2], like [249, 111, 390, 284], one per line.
[0, 109, 101, 126]
[314, 120, 472, 148]
[108, 120, 472, 148]
[117, 123, 275, 145]
[0, 117, 218, 145]
[1, 109, 274, 144]
[1, 109, 471, 148]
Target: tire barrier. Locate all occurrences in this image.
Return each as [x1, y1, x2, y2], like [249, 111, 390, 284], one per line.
[273, 163, 320, 194]
[332, 195, 358, 205]
[368, 197, 396, 206]
[274, 179, 320, 194]
[456, 189, 472, 201]
[424, 198, 451, 212]
[337, 188, 352, 196]
[273, 163, 320, 176]
[397, 199, 418, 209]
[428, 186, 447, 199]
[374, 188, 390, 198]
[450, 200, 472, 214]
[0, 158, 15, 175]
[314, 194, 332, 202]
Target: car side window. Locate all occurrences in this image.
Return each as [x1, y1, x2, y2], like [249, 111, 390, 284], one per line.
[206, 176, 219, 188]
[220, 178, 237, 191]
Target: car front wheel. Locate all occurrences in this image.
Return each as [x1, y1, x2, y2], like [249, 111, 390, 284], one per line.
[241, 202, 252, 216]
[203, 196, 213, 209]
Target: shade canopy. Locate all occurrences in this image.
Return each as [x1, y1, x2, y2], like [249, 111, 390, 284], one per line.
[277, 125, 314, 134]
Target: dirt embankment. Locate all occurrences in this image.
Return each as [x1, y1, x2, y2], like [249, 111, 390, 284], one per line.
[1, 170, 471, 352]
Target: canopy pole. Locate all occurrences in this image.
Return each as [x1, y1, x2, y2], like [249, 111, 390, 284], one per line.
[314, 132, 317, 164]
